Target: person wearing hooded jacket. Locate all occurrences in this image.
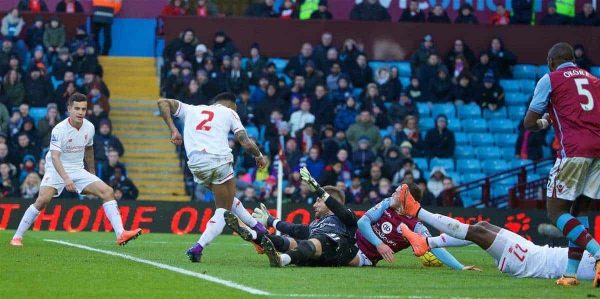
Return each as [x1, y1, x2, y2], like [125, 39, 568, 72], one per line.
[424, 114, 455, 158]
[93, 119, 124, 162]
[427, 166, 447, 197]
[346, 110, 381, 151]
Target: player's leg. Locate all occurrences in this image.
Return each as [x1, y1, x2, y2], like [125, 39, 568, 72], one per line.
[562, 196, 591, 280]
[225, 197, 268, 253]
[427, 233, 474, 249]
[230, 197, 267, 234]
[82, 180, 142, 245]
[581, 158, 600, 287]
[263, 237, 322, 267]
[10, 187, 57, 246]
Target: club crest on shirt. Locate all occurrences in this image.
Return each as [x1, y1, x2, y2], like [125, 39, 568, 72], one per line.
[84, 134, 88, 141]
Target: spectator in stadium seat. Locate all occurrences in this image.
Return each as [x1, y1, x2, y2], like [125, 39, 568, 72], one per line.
[55, 0, 84, 13]
[291, 181, 317, 204]
[339, 38, 362, 68]
[427, 167, 446, 197]
[245, 0, 277, 18]
[399, 0, 425, 22]
[94, 119, 124, 161]
[191, 44, 207, 73]
[392, 158, 421, 185]
[98, 149, 126, 183]
[436, 178, 462, 206]
[454, 3, 479, 24]
[445, 39, 476, 75]
[24, 67, 52, 107]
[303, 61, 324, 93]
[51, 48, 73, 81]
[348, 53, 372, 89]
[427, 5, 450, 23]
[325, 62, 344, 91]
[20, 117, 39, 144]
[428, 66, 452, 103]
[540, 1, 570, 25]
[284, 43, 314, 78]
[363, 84, 388, 128]
[352, 137, 376, 177]
[29, 46, 49, 71]
[515, 119, 546, 161]
[37, 103, 60, 148]
[188, 0, 219, 17]
[318, 125, 337, 162]
[417, 53, 441, 90]
[490, 4, 510, 26]
[109, 166, 138, 200]
[0, 162, 17, 198]
[161, 0, 187, 16]
[83, 72, 110, 97]
[3, 70, 25, 107]
[416, 178, 436, 205]
[43, 17, 66, 60]
[18, 0, 49, 12]
[277, 0, 298, 19]
[424, 114, 455, 158]
[86, 103, 107, 130]
[349, 0, 391, 21]
[289, 99, 315, 135]
[319, 160, 344, 186]
[329, 75, 351, 105]
[368, 177, 392, 204]
[405, 76, 424, 102]
[389, 93, 418, 125]
[25, 16, 45, 50]
[449, 73, 476, 104]
[346, 176, 364, 204]
[1, 9, 26, 58]
[179, 79, 207, 106]
[20, 171, 40, 198]
[283, 138, 302, 170]
[212, 31, 237, 63]
[15, 132, 40, 164]
[381, 146, 402, 179]
[318, 47, 340, 75]
[347, 110, 381, 151]
[226, 54, 248, 94]
[334, 96, 358, 131]
[310, 84, 334, 128]
[8, 111, 23, 138]
[411, 34, 437, 75]
[0, 143, 17, 167]
[0, 103, 8, 133]
[471, 52, 496, 83]
[69, 26, 97, 53]
[245, 43, 268, 84]
[236, 89, 253, 124]
[310, 0, 333, 20]
[477, 74, 505, 111]
[0, 41, 17, 69]
[87, 83, 110, 114]
[574, 44, 592, 71]
[510, 0, 533, 24]
[303, 145, 325, 180]
[399, 115, 424, 156]
[486, 38, 517, 79]
[164, 29, 197, 62]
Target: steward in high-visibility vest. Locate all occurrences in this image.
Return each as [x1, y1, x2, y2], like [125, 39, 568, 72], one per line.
[92, 0, 122, 55]
[555, 0, 575, 17]
[299, 0, 319, 20]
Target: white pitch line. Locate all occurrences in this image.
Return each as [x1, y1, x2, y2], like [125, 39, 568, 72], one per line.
[44, 239, 270, 296]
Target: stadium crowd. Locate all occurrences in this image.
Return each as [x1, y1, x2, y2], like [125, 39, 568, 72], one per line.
[0, 4, 138, 201]
[159, 25, 589, 205]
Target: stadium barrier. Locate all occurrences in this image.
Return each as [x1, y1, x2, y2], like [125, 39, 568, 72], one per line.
[2, 198, 599, 245]
[163, 16, 600, 64]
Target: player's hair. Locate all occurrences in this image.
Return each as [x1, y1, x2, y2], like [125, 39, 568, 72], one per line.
[406, 182, 423, 203]
[323, 185, 345, 204]
[213, 92, 236, 104]
[548, 42, 575, 65]
[68, 92, 87, 106]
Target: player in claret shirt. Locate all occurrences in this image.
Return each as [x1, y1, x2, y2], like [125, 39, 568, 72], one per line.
[10, 93, 142, 247]
[523, 42, 600, 287]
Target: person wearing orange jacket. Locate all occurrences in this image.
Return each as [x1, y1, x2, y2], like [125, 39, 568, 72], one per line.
[92, 0, 121, 55]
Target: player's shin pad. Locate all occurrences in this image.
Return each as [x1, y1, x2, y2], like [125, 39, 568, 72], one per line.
[286, 240, 316, 265]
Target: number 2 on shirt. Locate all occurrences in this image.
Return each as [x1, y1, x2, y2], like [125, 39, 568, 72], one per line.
[196, 111, 215, 131]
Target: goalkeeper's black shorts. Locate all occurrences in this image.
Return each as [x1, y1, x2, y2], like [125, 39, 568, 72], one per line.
[305, 234, 358, 267]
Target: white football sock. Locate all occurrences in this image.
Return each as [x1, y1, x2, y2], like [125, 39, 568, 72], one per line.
[231, 197, 258, 228]
[428, 233, 473, 249]
[418, 209, 469, 239]
[280, 254, 291, 266]
[13, 205, 40, 239]
[198, 208, 226, 247]
[103, 200, 124, 237]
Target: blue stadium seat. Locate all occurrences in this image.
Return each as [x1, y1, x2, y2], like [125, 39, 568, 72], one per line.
[431, 103, 456, 118]
[511, 159, 533, 168]
[500, 147, 515, 160]
[497, 174, 517, 186]
[520, 80, 536, 94]
[508, 105, 527, 120]
[483, 106, 507, 119]
[457, 104, 481, 119]
[29, 108, 47, 123]
[482, 160, 509, 175]
[413, 157, 428, 171]
[447, 118, 461, 131]
[536, 164, 553, 175]
[467, 187, 483, 202]
[591, 66, 600, 78]
[430, 158, 455, 171]
[352, 88, 363, 99]
[470, 133, 494, 146]
[395, 62, 412, 77]
[505, 92, 529, 106]
[418, 117, 434, 131]
[462, 119, 488, 133]
[455, 132, 469, 145]
[400, 76, 410, 88]
[490, 119, 515, 134]
[537, 65, 550, 78]
[499, 80, 520, 92]
[455, 145, 474, 159]
[270, 58, 288, 74]
[494, 133, 517, 147]
[456, 159, 481, 173]
[462, 194, 479, 207]
[476, 146, 501, 159]
[241, 57, 248, 69]
[513, 64, 537, 80]
[462, 172, 485, 183]
[446, 171, 461, 184]
[492, 184, 513, 197]
[416, 102, 430, 116]
[246, 125, 260, 140]
[527, 173, 541, 181]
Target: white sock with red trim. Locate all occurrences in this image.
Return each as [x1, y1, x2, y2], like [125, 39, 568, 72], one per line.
[13, 205, 40, 239]
[103, 200, 124, 237]
[198, 208, 226, 247]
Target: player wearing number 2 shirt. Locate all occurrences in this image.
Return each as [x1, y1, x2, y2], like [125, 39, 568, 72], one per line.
[523, 43, 600, 286]
[157, 92, 269, 263]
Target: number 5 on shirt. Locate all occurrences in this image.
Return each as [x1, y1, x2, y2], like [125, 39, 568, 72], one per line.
[575, 78, 595, 111]
[196, 110, 215, 131]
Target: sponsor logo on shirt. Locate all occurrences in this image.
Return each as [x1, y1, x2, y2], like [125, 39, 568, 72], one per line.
[51, 134, 58, 142]
[381, 221, 393, 234]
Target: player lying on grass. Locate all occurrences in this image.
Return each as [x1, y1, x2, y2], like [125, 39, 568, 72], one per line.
[158, 93, 268, 263]
[355, 183, 479, 270]
[227, 167, 360, 267]
[394, 188, 597, 281]
[10, 93, 141, 247]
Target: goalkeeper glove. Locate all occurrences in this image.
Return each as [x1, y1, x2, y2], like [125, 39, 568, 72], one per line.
[252, 203, 276, 227]
[299, 167, 328, 199]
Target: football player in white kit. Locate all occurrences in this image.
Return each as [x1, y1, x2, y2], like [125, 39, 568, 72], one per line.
[10, 93, 142, 247]
[391, 185, 596, 280]
[157, 92, 269, 263]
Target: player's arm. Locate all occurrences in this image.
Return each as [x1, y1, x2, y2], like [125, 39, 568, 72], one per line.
[50, 150, 76, 192]
[523, 75, 551, 132]
[84, 146, 95, 175]
[252, 203, 310, 239]
[414, 223, 473, 271]
[234, 130, 266, 169]
[357, 199, 396, 263]
[157, 98, 182, 145]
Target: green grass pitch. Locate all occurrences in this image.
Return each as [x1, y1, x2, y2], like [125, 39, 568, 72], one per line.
[1, 230, 598, 298]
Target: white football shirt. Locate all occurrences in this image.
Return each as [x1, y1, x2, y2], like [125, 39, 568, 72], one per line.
[174, 102, 245, 157]
[46, 118, 95, 173]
